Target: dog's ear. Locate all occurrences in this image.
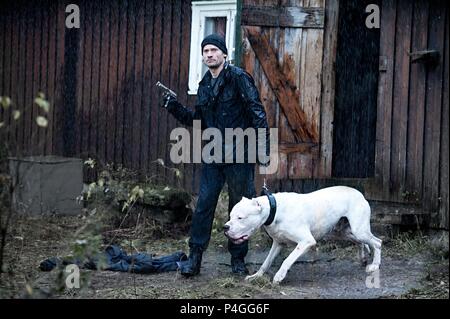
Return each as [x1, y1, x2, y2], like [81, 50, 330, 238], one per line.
[251, 198, 262, 212]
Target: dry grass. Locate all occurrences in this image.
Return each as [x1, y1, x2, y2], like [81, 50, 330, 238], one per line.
[1, 190, 448, 299]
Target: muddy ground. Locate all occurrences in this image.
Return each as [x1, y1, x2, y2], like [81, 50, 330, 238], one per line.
[0, 210, 448, 299]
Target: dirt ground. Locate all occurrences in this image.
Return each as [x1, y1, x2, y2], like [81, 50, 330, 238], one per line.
[1, 209, 448, 300]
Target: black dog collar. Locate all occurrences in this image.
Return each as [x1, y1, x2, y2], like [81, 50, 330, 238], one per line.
[263, 193, 277, 226]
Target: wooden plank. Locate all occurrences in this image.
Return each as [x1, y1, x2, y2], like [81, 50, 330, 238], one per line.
[253, 21, 281, 190]
[106, 1, 119, 168]
[168, 0, 182, 187]
[106, 0, 119, 165]
[150, 1, 163, 180]
[47, 1, 55, 155]
[241, 17, 271, 183]
[2, 6, 12, 146]
[81, 1, 92, 159]
[98, 0, 110, 167]
[290, 0, 311, 179]
[125, 0, 135, 167]
[15, 4, 27, 155]
[179, 0, 193, 190]
[32, 4, 43, 155]
[158, 1, 172, 182]
[139, 0, 153, 174]
[261, 26, 282, 187]
[124, 0, 136, 170]
[53, 1, 66, 155]
[373, 0, 396, 201]
[260, 30, 278, 130]
[244, 25, 318, 143]
[9, 4, 20, 154]
[90, 3, 101, 163]
[406, 0, 429, 203]
[286, 0, 307, 179]
[423, 0, 445, 215]
[12, 4, 26, 155]
[390, 0, 413, 201]
[244, 0, 279, 191]
[439, 5, 449, 229]
[241, 5, 324, 28]
[0, 8, 6, 129]
[278, 17, 297, 146]
[289, 0, 323, 179]
[24, 3, 34, 155]
[75, 0, 84, 157]
[45, 1, 56, 156]
[0, 10, 4, 105]
[39, 1, 50, 155]
[302, 0, 323, 177]
[132, 0, 145, 172]
[115, 0, 128, 166]
[81, 0, 93, 159]
[40, 0, 49, 155]
[318, 0, 338, 177]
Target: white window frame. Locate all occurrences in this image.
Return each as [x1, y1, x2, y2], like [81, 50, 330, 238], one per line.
[188, 0, 237, 95]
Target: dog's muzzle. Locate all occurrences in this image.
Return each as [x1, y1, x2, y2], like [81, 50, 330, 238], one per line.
[223, 225, 249, 244]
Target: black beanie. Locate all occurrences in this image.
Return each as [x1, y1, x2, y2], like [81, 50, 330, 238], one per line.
[201, 34, 228, 55]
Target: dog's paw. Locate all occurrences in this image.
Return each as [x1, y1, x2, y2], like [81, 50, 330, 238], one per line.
[365, 263, 380, 273]
[245, 273, 261, 282]
[273, 272, 286, 284]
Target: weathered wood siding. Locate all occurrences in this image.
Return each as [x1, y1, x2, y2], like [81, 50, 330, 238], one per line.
[241, 0, 336, 184]
[1, 0, 448, 229]
[0, 0, 199, 190]
[240, 0, 448, 229]
[332, 0, 380, 178]
[371, 0, 448, 228]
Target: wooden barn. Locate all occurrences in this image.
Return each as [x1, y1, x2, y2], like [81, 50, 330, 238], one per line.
[0, 0, 448, 232]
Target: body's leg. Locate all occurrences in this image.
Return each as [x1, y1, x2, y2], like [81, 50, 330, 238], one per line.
[347, 202, 382, 273]
[180, 164, 225, 276]
[246, 241, 282, 281]
[224, 163, 256, 273]
[273, 231, 316, 284]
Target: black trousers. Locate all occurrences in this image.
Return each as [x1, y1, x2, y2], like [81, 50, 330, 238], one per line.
[189, 163, 256, 259]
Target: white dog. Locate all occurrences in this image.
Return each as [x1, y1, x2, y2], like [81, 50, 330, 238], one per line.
[223, 186, 382, 284]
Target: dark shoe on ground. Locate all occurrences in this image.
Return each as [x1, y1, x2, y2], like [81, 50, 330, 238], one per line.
[179, 247, 203, 277]
[231, 258, 249, 275]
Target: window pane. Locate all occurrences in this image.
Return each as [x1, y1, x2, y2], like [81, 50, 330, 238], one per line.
[205, 17, 226, 38]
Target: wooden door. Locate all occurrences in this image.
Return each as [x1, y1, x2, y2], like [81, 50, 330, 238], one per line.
[240, 0, 338, 182]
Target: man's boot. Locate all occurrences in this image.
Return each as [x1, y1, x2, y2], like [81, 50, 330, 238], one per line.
[231, 257, 249, 275]
[179, 246, 203, 277]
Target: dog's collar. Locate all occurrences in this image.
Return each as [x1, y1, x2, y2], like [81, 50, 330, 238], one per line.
[263, 193, 277, 226]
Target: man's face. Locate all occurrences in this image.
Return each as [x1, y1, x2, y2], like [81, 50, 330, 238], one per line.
[202, 44, 227, 69]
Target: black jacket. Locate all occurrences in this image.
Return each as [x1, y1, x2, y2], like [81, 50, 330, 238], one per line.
[167, 63, 270, 164]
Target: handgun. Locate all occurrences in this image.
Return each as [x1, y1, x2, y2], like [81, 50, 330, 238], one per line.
[156, 81, 177, 108]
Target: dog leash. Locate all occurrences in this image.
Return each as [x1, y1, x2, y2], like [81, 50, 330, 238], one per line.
[261, 178, 277, 226]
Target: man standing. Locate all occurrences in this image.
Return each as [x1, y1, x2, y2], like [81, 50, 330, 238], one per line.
[161, 34, 270, 277]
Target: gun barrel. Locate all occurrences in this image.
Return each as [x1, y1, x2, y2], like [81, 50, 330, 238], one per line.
[156, 81, 177, 97]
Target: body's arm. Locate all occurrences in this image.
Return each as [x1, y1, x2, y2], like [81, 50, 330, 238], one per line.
[237, 73, 270, 164]
[166, 99, 202, 127]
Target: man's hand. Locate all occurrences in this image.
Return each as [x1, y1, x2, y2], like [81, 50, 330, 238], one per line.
[159, 92, 177, 108]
